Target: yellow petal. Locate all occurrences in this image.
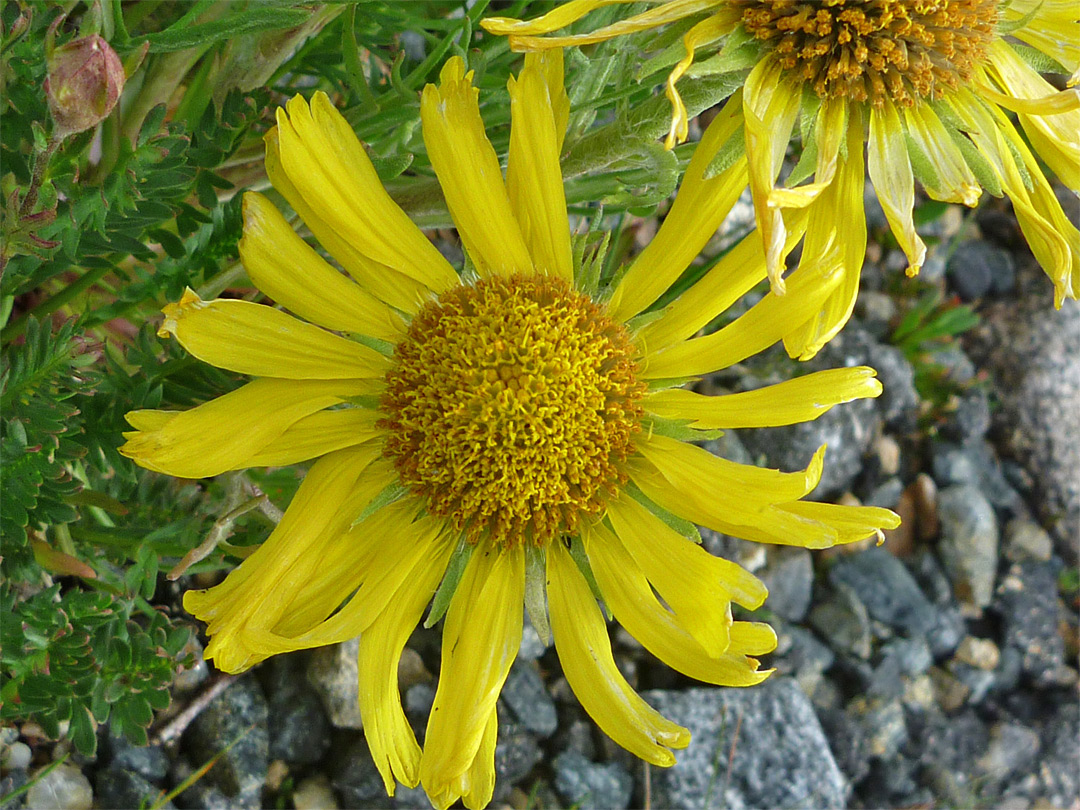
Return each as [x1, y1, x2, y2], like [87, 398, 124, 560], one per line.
[743, 58, 801, 291]
[1003, 1, 1080, 80]
[120, 378, 377, 479]
[665, 14, 732, 147]
[584, 520, 773, 686]
[903, 102, 981, 206]
[182, 444, 384, 672]
[360, 533, 455, 796]
[461, 709, 498, 810]
[868, 101, 925, 275]
[640, 259, 842, 380]
[547, 538, 689, 766]
[158, 289, 389, 380]
[607, 495, 767, 656]
[239, 192, 405, 342]
[778, 500, 901, 545]
[421, 57, 533, 278]
[606, 96, 749, 323]
[643, 366, 882, 429]
[506, 52, 573, 282]
[264, 126, 432, 314]
[274, 93, 458, 295]
[782, 118, 867, 361]
[245, 408, 382, 468]
[635, 208, 808, 354]
[483, 0, 723, 50]
[983, 40, 1080, 191]
[420, 544, 524, 805]
[767, 98, 846, 209]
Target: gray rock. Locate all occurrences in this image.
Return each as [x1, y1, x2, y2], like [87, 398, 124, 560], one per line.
[182, 675, 269, 807]
[502, 662, 558, 737]
[1034, 700, 1080, 807]
[947, 240, 1015, 300]
[815, 707, 870, 785]
[996, 561, 1068, 685]
[404, 682, 435, 724]
[976, 723, 1041, 785]
[104, 727, 169, 781]
[865, 476, 904, 509]
[740, 394, 878, 499]
[173, 635, 210, 692]
[0, 770, 27, 810]
[936, 484, 999, 610]
[307, 638, 363, 730]
[846, 696, 907, 760]
[265, 657, 332, 766]
[26, 763, 92, 810]
[330, 739, 387, 808]
[493, 722, 543, 801]
[931, 441, 1022, 511]
[808, 581, 872, 659]
[171, 759, 239, 810]
[968, 290, 1080, 564]
[553, 750, 632, 810]
[96, 767, 175, 810]
[946, 388, 992, 442]
[518, 620, 548, 662]
[644, 679, 849, 810]
[867, 638, 933, 698]
[773, 623, 835, 694]
[915, 709, 990, 807]
[759, 547, 814, 622]
[856, 290, 898, 340]
[1003, 518, 1054, 562]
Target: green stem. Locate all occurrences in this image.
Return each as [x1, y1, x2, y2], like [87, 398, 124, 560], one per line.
[1, 263, 112, 343]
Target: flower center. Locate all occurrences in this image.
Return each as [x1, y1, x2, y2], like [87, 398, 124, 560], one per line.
[736, 0, 997, 107]
[380, 274, 645, 548]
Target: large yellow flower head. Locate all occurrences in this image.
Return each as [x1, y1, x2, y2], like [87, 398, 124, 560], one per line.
[121, 54, 899, 810]
[483, 0, 1080, 360]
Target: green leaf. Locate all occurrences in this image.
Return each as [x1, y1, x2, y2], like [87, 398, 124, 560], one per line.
[138, 7, 312, 54]
[424, 538, 472, 629]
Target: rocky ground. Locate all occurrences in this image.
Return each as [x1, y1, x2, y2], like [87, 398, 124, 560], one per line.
[1, 190, 1078, 810]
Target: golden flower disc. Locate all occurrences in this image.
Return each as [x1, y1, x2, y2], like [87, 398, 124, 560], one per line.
[380, 275, 645, 548]
[737, 0, 998, 106]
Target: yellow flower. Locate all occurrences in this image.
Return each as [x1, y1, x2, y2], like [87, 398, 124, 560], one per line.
[121, 54, 899, 810]
[483, 0, 1080, 359]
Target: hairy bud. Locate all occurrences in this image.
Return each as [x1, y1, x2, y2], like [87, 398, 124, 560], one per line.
[45, 35, 124, 137]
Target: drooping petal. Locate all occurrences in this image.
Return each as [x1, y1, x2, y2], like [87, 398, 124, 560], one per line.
[664, 14, 732, 147]
[584, 520, 773, 686]
[639, 260, 842, 380]
[239, 192, 405, 342]
[903, 102, 981, 206]
[158, 289, 389, 380]
[782, 116, 868, 361]
[634, 208, 808, 354]
[264, 127, 432, 314]
[1003, 0, 1080, 79]
[420, 544, 524, 807]
[460, 709, 499, 810]
[182, 444, 387, 672]
[868, 100, 925, 275]
[245, 408, 382, 470]
[121, 378, 378, 479]
[274, 93, 458, 295]
[506, 52, 573, 282]
[643, 367, 882, 429]
[606, 494, 767, 657]
[742, 58, 802, 292]
[360, 532, 456, 796]
[421, 57, 534, 278]
[547, 538, 690, 766]
[606, 95, 748, 324]
[767, 98, 846, 209]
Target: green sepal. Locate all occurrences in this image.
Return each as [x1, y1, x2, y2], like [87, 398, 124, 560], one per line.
[646, 375, 701, 391]
[703, 126, 745, 180]
[786, 133, 819, 189]
[1001, 129, 1034, 191]
[624, 480, 702, 544]
[623, 307, 668, 334]
[340, 394, 383, 410]
[640, 414, 724, 442]
[567, 535, 611, 620]
[952, 132, 1004, 198]
[1007, 41, 1069, 75]
[903, 128, 946, 198]
[424, 537, 472, 628]
[369, 152, 414, 183]
[996, 3, 1041, 35]
[349, 332, 396, 357]
[798, 86, 822, 145]
[524, 545, 552, 646]
[351, 482, 407, 528]
[573, 225, 612, 298]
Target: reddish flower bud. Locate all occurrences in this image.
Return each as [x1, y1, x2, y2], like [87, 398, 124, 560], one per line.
[45, 34, 124, 137]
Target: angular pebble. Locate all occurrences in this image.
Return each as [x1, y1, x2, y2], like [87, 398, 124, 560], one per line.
[26, 763, 93, 810]
[644, 679, 848, 809]
[936, 484, 999, 610]
[307, 638, 362, 730]
[553, 750, 632, 810]
[502, 662, 558, 737]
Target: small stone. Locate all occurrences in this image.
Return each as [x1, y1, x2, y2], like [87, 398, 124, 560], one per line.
[873, 435, 902, 476]
[929, 666, 971, 712]
[0, 742, 30, 771]
[847, 696, 907, 759]
[26, 763, 93, 810]
[502, 662, 558, 737]
[857, 291, 899, 340]
[948, 389, 992, 442]
[953, 636, 1000, 671]
[95, 767, 174, 810]
[292, 774, 338, 810]
[1003, 519, 1053, 563]
[936, 484, 999, 611]
[996, 561, 1068, 685]
[910, 473, 939, 541]
[880, 485, 916, 556]
[553, 750, 632, 810]
[104, 727, 169, 781]
[494, 723, 543, 801]
[808, 581, 873, 659]
[306, 638, 362, 730]
[267, 684, 331, 766]
[330, 739, 386, 807]
[518, 621, 548, 662]
[774, 623, 835, 696]
[759, 547, 814, 622]
[405, 683, 435, 723]
[173, 634, 209, 692]
[977, 723, 1041, 784]
[266, 759, 289, 792]
[947, 240, 1015, 301]
[397, 648, 430, 692]
[903, 673, 936, 711]
[1, 769, 28, 810]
